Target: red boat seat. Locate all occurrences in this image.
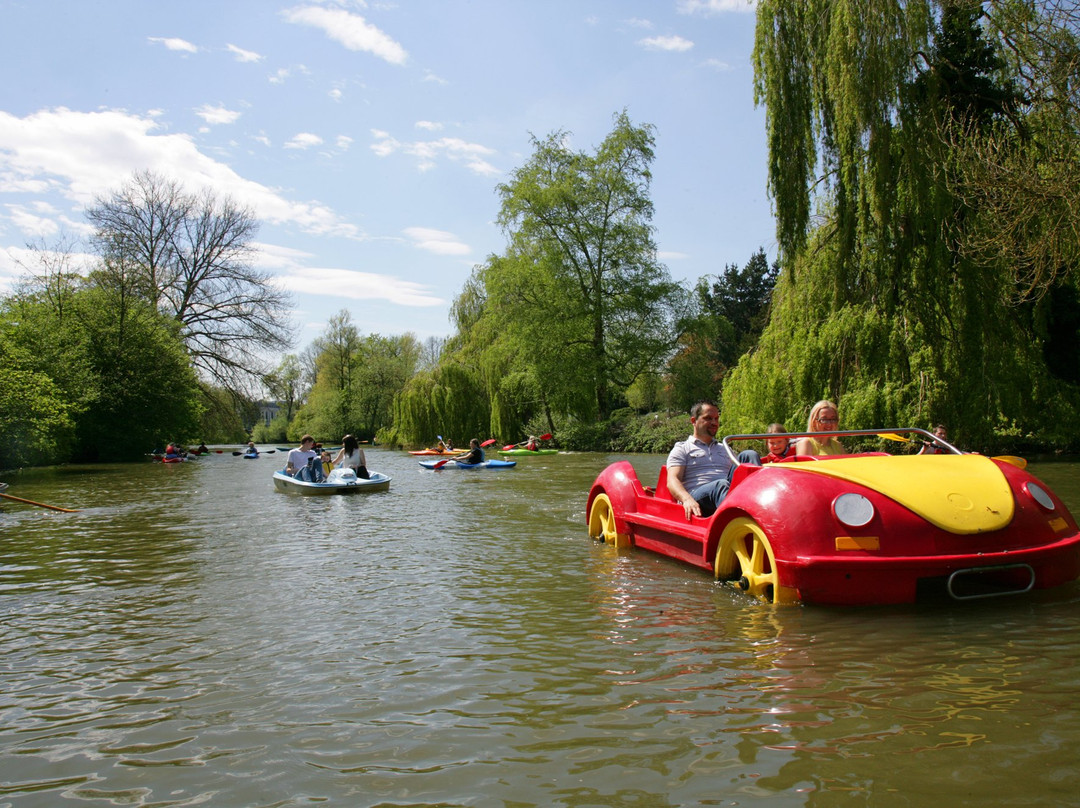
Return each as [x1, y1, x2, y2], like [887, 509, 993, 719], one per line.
[654, 466, 673, 500]
[730, 462, 762, 489]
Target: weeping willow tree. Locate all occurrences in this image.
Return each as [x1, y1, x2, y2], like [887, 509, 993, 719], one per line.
[723, 0, 1080, 450]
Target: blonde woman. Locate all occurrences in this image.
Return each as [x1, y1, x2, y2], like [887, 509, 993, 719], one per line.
[795, 400, 846, 456]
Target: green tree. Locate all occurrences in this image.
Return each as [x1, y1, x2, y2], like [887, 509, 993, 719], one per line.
[0, 326, 76, 468]
[353, 334, 420, 440]
[265, 354, 307, 423]
[493, 111, 686, 421]
[303, 310, 363, 440]
[664, 249, 778, 411]
[737, 0, 1080, 448]
[68, 285, 202, 461]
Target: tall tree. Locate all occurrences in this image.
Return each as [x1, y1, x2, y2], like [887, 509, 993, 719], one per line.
[304, 310, 363, 440]
[265, 354, 307, 423]
[493, 111, 686, 421]
[86, 170, 294, 395]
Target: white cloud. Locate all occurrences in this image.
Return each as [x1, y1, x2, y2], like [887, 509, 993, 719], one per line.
[0, 244, 96, 294]
[270, 67, 292, 84]
[148, 36, 198, 53]
[370, 130, 500, 176]
[677, 0, 757, 13]
[625, 18, 655, 29]
[227, 43, 263, 63]
[403, 227, 470, 256]
[335, 135, 353, 150]
[658, 250, 690, 261]
[702, 57, 733, 71]
[0, 107, 359, 238]
[415, 120, 443, 131]
[195, 104, 242, 125]
[5, 204, 60, 237]
[283, 6, 407, 65]
[249, 242, 444, 308]
[277, 265, 443, 307]
[639, 35, 694, 52]
[422, 70, 448, 85]
[329, 88, 343, 101]
[285, 132, 324, 150]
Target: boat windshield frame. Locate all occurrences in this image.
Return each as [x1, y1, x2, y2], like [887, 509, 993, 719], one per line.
[720, 427, 962, 465]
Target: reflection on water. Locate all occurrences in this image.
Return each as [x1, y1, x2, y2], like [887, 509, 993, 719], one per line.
[1, 451, 1079, 806]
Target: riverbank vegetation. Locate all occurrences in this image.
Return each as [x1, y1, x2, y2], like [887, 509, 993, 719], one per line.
[2, 2, 1078, 467]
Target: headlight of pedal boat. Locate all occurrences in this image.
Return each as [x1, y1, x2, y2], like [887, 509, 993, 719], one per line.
[1025, 482, 1056, 512]
[833, 493, 875, 528]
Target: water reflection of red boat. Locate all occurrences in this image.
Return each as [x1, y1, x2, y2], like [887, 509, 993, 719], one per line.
[587, 428, 1080, 606]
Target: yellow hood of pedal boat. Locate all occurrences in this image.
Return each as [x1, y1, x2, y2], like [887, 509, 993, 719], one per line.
[783, 454, 1014, 534]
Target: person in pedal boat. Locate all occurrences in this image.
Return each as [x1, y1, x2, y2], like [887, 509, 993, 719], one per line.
[667, 400, 761, 520]
[454, 438, 484, 465]
[795, 400, 847, 456]
[761, 422, 795, 463]
[286, 436, 319, 478]
[919, 424, 949, 454]
[332, 434, 370, 479]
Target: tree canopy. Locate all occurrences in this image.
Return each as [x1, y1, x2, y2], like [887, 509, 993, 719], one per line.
[87, 171, 294, 396]
[731, 0, 1080, 449]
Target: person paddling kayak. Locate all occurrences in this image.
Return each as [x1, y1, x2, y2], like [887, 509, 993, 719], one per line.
[453, 438, 485, 466]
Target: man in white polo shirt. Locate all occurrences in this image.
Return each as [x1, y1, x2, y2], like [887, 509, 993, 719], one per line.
[667, 400, 759, 519]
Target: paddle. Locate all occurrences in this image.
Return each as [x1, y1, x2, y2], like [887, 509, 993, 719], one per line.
[0, 491, 80, 513]
[994, 455, 1028, 469]
[481, 439, 497, 447]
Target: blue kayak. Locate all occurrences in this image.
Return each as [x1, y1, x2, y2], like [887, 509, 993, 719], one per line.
[419, 459, 517, 470]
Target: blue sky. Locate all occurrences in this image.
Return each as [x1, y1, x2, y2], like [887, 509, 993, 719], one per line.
[0, 0, 773, 353]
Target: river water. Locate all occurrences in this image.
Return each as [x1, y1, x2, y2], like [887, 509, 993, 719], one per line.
[2, 449, 1080, 807]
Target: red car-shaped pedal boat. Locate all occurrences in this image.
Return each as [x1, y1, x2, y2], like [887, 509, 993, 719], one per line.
[586, 428, 1080, 606]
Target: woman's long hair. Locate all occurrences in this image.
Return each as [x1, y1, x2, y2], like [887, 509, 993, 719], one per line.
[342, 434, 359, 454]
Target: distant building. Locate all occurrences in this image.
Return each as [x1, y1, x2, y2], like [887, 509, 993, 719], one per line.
[258, 401, 280, 427]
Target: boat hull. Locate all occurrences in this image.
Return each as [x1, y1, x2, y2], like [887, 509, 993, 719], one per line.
[272, 470, 391, 495]
[418, 459, 517, 470]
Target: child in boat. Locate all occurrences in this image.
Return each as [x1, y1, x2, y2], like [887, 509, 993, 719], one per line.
[762, 423, 794, 463]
